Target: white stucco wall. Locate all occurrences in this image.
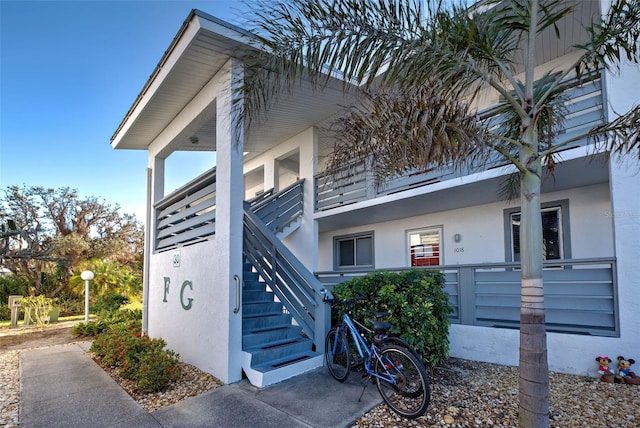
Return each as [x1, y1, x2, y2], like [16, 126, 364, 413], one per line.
[317, 182, 613, 271]
[144, 59, 244, 384]
[603, 55, 640, 367]
[148, 241, 233, 381]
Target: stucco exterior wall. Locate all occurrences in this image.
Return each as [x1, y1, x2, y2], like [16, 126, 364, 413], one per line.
[317, 182, 613, 271]
[148, 240, 234, 381]
[604, 57, 640, 364]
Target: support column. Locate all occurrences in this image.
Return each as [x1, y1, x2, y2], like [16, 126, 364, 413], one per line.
[605, 59, 640, 346]
[142, 156, 165, 334]
[215, 58, 245, 383]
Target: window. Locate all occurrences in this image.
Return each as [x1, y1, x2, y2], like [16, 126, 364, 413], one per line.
[505, 200, 571, 263]
[408, 227, 442, 266]
[334, 232, 374, 269]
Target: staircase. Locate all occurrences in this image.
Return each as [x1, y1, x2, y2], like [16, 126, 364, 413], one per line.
[240, 263, 323, 386]
[241, 180, 326, 387]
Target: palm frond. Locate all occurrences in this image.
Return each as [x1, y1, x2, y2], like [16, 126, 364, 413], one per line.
[323, 84, 487, 184]
[588, 105, 640, 160]
[575, 0, 640, 79]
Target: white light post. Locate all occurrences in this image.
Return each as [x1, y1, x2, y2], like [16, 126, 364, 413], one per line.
[81, 270, 94, 322]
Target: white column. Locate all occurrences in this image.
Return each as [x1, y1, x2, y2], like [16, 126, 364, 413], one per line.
[142, 156, 165, 334]
[215, 58, 245, 383]
[605, 59, 640, 346]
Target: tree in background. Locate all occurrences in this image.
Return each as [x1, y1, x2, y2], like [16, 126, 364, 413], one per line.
[0, 185, 143, 298]
[69, 258, 142, 301]
[243, 1, 640, 426]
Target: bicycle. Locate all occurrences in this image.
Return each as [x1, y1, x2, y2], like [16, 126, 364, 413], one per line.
[323, 294, 431, 419]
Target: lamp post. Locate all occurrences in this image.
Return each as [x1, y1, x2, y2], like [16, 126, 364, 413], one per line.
[80, 270, 94, 322]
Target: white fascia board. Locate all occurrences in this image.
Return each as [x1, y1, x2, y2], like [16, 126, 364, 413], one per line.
[111, 18, 202, 150]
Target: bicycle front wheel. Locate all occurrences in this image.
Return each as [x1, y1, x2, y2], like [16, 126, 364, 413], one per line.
[374, 344, 431, 419]
[325, 327, 351, 382]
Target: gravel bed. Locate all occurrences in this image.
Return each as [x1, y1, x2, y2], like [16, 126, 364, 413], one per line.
[2, 339, 640, 427]
[353, 358, 640, 427]
[0, 349, 20, 428]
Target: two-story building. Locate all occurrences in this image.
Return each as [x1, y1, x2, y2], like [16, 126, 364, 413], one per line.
[111, 3, 639, 387]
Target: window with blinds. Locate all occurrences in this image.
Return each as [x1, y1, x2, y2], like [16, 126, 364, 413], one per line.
[511, 207, 563, 262]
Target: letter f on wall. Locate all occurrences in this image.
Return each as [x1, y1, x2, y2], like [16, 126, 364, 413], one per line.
[163, 277, 170, 302]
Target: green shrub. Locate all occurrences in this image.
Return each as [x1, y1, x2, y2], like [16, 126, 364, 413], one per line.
[90, 324, 181, 393]
[92, 292, 129, 314]
[58, 297, 84, 317]
[331, 269, 452, 367]
[0, 306, 10, 321]
[0, 274, 29, 321]
[72, 320, 110, 337]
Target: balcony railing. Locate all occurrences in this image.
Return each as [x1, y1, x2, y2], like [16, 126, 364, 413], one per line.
[315, 73, 604, 211]
[315, 257, 618, 337]
[154, 168, 217, 252]
[154, 171, 306, 252]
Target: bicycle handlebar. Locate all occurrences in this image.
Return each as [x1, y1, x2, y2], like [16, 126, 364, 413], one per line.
[325, 294, 366, 307]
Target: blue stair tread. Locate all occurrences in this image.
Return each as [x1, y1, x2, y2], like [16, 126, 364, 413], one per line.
[242, 309, 284, 319]
[243, 322, 296, 334]
[243, 336, 310, 354]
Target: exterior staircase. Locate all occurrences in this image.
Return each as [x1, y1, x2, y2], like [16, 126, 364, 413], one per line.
[241, 180, 326, 387]
[240, 263, 323, 386]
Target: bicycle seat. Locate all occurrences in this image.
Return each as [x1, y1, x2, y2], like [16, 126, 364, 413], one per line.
[370, 320, 392, 332]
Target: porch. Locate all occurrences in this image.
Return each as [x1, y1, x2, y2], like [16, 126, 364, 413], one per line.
[152, 166, 619, 376]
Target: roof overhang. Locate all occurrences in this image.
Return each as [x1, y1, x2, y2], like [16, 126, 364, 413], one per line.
[110, 9, 353, 154]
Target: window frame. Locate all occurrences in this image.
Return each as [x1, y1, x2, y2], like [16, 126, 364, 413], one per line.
[503, 199, 571, 264]
[333, 231, 375, 271]
[406, 226, 444, 267]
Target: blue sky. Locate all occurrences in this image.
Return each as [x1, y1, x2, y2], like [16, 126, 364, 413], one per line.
[1, 0, 250, 220]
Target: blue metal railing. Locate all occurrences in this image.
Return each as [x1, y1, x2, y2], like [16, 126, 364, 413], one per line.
[315, 73, 604, 211]
[315, 257, 618, 337]
[243, 206, 328, 345]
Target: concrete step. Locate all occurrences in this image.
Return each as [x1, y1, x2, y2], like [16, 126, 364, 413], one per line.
[242, 351, 324, 387]
[242, 325, 303, 348]
[242, 313, 293, 333]
[244, 337, 314, 366]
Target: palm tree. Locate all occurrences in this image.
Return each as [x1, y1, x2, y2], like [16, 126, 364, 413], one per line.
[242, 0, 640, 426]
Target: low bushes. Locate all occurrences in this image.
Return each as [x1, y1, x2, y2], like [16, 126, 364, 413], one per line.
[90, 323, 181, 393]
[75, 293, 180, 393]
[331, 269, 452, 367]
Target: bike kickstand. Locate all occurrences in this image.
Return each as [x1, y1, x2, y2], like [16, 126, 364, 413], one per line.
[358, 375, 372, 402]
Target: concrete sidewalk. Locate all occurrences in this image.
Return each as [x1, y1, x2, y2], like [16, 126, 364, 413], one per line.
[20, 343, 381, 427]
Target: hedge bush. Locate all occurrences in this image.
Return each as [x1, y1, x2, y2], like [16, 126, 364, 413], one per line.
[331, 269, 452, 367]
[90, 323, 181, 393]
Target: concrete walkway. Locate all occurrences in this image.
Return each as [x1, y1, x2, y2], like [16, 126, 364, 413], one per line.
[20, 343, 381, 427]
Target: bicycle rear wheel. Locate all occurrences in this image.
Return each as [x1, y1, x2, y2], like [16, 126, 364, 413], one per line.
[325, 327, 351, 382]
[374, 344, 431, 419]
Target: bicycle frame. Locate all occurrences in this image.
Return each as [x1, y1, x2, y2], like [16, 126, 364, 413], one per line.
[334, 312, 400, 386]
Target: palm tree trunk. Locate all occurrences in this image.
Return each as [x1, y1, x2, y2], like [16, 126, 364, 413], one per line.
[518, 122, 549, 428]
